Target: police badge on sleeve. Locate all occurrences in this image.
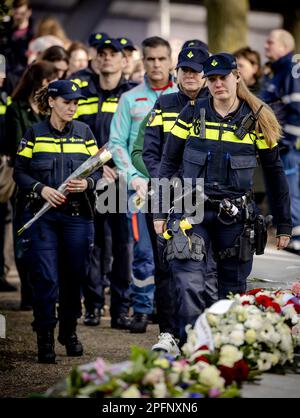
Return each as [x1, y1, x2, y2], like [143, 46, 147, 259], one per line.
[17, 138, 28, 153]
[147, 109, 156, 126]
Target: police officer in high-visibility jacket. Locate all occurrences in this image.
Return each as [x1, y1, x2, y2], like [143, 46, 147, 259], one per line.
[13, 80, 100, 363]
[154, 53, 292, 344]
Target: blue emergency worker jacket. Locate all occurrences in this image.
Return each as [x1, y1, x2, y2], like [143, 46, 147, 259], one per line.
[70, 69, 137, 146]
[259, 53, 300, 150]
[155, 97, 292, 237]
[13, 119, 100, 216]
[143, 88, 209, 178]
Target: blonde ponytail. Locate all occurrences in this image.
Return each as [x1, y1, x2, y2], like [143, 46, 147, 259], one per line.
[234, 71, 282, 147]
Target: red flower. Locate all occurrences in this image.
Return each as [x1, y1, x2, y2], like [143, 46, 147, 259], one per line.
[242, 301, 250, 305]
[233, 360, 249, 383]
[255, 295, 273, 308]
[247, 288, 263, 296]
[194, 355, 210, 364]
[218, 360, 249, 385]
[270, 302, 281, 313]
[218, 365, 236, 385]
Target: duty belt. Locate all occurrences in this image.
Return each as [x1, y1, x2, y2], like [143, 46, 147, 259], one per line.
[205, 191, 253, 210]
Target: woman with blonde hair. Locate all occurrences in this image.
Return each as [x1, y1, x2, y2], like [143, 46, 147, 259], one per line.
[154, 53, 292, 345]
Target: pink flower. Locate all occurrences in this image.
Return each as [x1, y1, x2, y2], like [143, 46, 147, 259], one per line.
[291, 282, 300, 296]
[94, 358, 106, 379]
[82, 372, 92, 382]
[208, 388, 221, 398]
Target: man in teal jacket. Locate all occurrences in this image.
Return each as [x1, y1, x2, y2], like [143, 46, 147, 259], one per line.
[109, 36, 177, 333]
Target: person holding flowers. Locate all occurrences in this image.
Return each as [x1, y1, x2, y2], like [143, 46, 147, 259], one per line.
[13, 80, 100, 363]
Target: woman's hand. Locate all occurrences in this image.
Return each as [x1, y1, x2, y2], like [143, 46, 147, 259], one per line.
[41, 186, 66, 208]
[154, 220, 166, 235]
[103, 165, 117, 183]
[276, 235, 290, 250]
[66, 179, 88, 193]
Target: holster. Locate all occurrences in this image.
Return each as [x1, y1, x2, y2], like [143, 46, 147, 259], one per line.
[254, 214, 269, 255]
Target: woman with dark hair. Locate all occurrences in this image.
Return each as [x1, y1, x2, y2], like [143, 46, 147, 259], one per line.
[13, 80, 99, 363]
[234, 47, 262, 95]
[5, 60, 58, 310]
[41, 45, 69, 79]
[67, 41, 89, 77]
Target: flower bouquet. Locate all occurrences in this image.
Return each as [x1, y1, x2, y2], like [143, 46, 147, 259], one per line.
[45, 346, 240, 398]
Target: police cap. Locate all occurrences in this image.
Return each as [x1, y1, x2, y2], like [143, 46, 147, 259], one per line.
[88, 32, 109, 47]
[203, 53, 237, 77]
[117, 37, 137, 51]
[48, 80, 86, 100]
[182, 39, 208, 51]
[176, 47, 209, 73]
[97, 38, 123, 53]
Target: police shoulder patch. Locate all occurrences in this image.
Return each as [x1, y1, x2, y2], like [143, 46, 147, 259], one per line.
[147, 110, 156, 126]
[17, 138, 28, 153]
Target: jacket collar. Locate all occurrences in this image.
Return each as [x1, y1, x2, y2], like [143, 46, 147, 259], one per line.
[271, 52, 293, 72]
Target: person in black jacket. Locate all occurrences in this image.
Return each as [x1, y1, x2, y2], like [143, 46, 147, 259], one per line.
[13, 80, 100, 363]
[154, 53, 292, 344]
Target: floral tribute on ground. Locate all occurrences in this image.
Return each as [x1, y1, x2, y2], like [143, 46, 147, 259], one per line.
[46, 282, 300, 398]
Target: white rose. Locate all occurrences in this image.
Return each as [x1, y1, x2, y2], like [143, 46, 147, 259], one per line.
[229, 329, 244, 346]
[245, 329, 256, 344]
[218, 345, 243, 367]
[199, 365, 225, 390]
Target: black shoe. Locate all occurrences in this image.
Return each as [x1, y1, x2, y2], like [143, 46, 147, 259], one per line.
[58, 332, 83, 357]
[111, 314, 132, 330]
[130, 313, 148, 334]
[37, 330, 56, 364]
[0, 276, 17, 292]
[84, 308, 100, 326]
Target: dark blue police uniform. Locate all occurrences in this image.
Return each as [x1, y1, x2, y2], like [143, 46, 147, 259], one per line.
[155, 54, 292, 342]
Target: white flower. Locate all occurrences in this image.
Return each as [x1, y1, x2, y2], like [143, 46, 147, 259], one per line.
[244, 315, 263, 330]
[282, 305, 299, 325]
[206, 313, 219, 327]
[121, 385, 141, 398]
[258, 323, 281, 345]
[245, 329, 257, 344]
[142, 367, 164, 385]
[218, 345, 243, 367]
[229, 329, 244, 346]
[153, 382, 168, 398]
[199, 365, 225, 390]
[257, 352, 273, 371]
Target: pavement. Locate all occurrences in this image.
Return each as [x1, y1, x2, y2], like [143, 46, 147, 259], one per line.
[1, 234, 300, 398]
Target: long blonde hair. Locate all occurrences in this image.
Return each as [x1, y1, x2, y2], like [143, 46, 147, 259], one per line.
[233, 70, 281, 147]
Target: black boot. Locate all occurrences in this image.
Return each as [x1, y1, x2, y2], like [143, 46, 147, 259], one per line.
[58, 323, 83, 357]
[129, 313, 148, 334]
[37, 329, 56, 364]
[84, 308, 101, 326]
[0, 275, 17, 292]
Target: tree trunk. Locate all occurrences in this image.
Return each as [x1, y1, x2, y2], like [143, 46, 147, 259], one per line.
[204, 0, 249, 53]
[283, 8, 300, 53]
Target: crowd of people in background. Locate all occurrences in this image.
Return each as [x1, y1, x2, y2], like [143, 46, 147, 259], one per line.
[0, 0, 299, 362]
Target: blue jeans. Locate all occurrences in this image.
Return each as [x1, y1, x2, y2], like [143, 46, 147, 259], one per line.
[130, 211, 155, 314]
